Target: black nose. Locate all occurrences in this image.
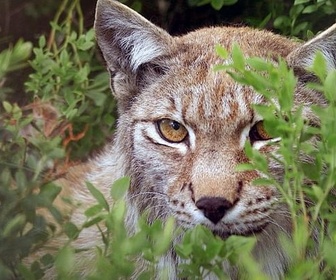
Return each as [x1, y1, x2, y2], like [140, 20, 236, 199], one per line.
[196, 197, 233, 224]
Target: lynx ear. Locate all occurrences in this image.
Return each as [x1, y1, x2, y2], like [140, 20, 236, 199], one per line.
[94, 0, 172, 73]
[287, 24, 336, 73]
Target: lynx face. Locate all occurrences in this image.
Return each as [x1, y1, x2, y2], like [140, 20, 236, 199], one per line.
[93, 0, 336, 277]
[129, 66, 279, 237]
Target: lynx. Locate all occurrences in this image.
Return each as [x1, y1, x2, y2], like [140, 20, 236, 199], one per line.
[35, 0, 336, 279]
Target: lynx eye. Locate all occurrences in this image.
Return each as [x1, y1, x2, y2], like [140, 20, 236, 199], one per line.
[157, 119, 188, 143]
[249, 121, 272, 143]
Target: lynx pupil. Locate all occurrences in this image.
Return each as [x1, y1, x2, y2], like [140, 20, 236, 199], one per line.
[171, 121, 180, 130]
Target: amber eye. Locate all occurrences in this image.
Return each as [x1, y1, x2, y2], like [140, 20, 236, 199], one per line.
[249, 121, 272, 143]
[157, 119, 188, 143]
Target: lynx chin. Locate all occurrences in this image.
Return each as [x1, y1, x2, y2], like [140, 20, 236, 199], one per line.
[30, 0, 336, 279]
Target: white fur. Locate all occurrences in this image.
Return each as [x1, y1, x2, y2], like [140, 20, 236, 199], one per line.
[120, 32, 166, 71]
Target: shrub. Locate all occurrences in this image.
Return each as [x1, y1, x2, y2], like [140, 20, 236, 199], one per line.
[24, 0, 116, 160]
[214, 45, 336, 278]
[0, 0, 115, 277]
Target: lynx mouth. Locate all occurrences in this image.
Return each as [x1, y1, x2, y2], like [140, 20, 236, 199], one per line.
[212, 222, 269, 239]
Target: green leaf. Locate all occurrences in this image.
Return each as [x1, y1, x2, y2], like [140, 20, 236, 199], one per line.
[54, 246, 75, 275]
[59, 49, 70, 66]
[86, 181, 110, 211]
[153, 217, 175, 255]
[273, 16, 290, 29]
[39, 183, 62, 202]
[110, 177, 130, 200]
[215, 44, 229, 59]
[78, 41, 95, 51]
[235, 163, 254, 172]
[258, 13, 272, 29]
[306, 29, 315, 40]
[302, 5, 318, 14]
[294, 0, 310, 4]
[85, 91, 107, 106]
[252, 178, 274, 186]
[2, 101, 12, 113]
[38, 36, 46, 48]
[85, 204, 104, 217]
[247, 57, 271, 71]
[64, 222, 80, 239]
[3, 214, 25, 237]
[83, 216, 104, 228]
[211, 0, 224, 9]
[324, 70, 336, 102]
[131, 1, 143, 12]
[213, 64, 228, 72]
[40, 253, 54, 267]
[17, 264, 36, 280]
[301, 162, 320, 181]
[231, 44, 245, 71]
[223, 0, 238, 5]
[293, 22, 308, 35]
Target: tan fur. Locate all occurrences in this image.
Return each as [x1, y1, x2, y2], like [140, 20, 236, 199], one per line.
[29, 0, 336, 279]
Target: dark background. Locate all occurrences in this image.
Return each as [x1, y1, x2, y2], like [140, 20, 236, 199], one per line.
[3, 0, 334, 49]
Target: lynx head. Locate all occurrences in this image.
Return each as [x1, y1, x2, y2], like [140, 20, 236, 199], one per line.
[94, 0, 336, 245]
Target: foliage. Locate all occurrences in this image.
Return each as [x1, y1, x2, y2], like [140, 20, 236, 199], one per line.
[0, 40, 32, 99]
[188, 0, 238, 10]
[0, 100, 65, 279]
[82, 178, 176, 279]
[185, 0, 335, 39]
[0, 0, 115, 277]
[215, 44, 336, 278]
[176, 226, 264, 279]
[271, 0, 336, 37]
[24, 0, 116, 160]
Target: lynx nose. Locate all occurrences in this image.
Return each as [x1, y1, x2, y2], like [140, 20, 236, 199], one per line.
[196, 197, 233, 224]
